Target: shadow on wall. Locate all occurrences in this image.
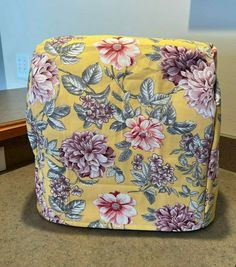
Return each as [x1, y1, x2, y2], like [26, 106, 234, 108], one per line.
[0, 33, 6, 89]
[189, 0, 236, 30]
[22, 191, 229, 240]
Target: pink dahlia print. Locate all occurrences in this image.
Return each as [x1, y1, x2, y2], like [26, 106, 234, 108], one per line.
[94, 37, 140, 70]
[93, 191, 137, 226]
[160, 45, 206, 86]
[207, 149, 219, 180]
[179, 60, 216, 119]
[124, 115, 165, 151]
[28, 53, 59, 105]
[60, 131, 115, 179]
[155, 203, 201, 232]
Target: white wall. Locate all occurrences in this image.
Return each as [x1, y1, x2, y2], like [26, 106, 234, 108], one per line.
[0, 0, 190, 89]
[0, 33, 6, 89]
[0, 0, 235, 137]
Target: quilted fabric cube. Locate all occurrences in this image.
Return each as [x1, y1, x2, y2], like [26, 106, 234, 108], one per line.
[26, 35, 221, 232]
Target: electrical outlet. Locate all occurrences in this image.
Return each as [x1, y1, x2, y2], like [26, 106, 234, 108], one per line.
[16, 54, 30, 80]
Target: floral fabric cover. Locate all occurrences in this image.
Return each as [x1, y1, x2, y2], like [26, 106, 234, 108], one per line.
[26, 35, 221, 232]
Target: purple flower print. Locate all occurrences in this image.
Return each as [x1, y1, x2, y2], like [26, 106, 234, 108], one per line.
[28, 53, 59, 105]
[207, 149, 219, 180]
[180, 133, 212, 164]
[155, 203, 201, 232]
[160, 45, 206, 85]
[60, 131, 115, 179]
[149, 154, 176, 187]
[35, 168, 64, 224]
[80, 95, 114, 126]
[132, 154, 144, 170]
[35, 168, 44, 202]
[71, 186, 84, 196]
[179, 60, 216, 119]
[50, 176, 71, 202]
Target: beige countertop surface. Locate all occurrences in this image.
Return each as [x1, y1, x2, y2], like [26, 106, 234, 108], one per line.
[0, 88, 27, 124]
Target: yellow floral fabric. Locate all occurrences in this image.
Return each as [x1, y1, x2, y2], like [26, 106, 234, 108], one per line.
[26, 35, 221, 232]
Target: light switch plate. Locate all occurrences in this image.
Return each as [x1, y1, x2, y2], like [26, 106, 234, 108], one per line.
[16, 54, 30, 80]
